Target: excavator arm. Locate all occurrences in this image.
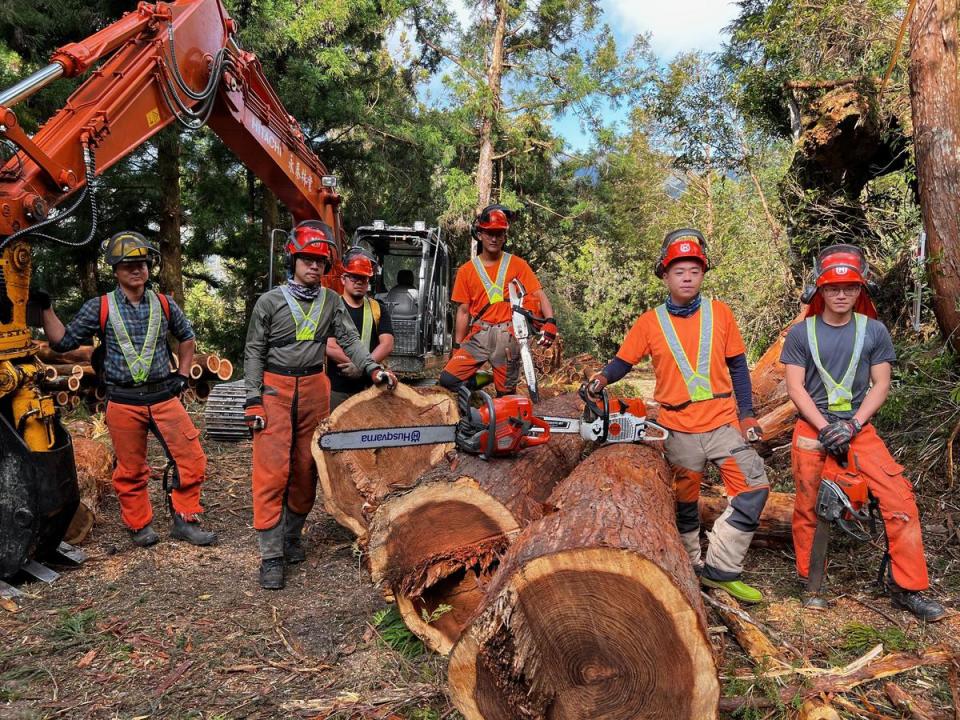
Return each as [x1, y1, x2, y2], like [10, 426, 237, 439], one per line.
[0, 0, 346, 578]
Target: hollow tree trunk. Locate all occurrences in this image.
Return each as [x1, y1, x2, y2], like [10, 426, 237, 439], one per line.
[313, 384, 459, 538]
[910, 0, 960, 350]
[366, 392, 590, 654]
[449, 443, 719, 720]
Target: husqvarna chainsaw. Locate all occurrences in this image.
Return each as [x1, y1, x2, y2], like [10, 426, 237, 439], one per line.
[317, 386, 669, 459]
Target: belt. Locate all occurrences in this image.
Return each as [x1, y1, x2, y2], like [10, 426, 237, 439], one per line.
[265, 364, 326, 377]
[109, 381, 170, 393]
[106, 382, 174, 406]
[473, 321, 511, 330]
[660, 391, 733, 412]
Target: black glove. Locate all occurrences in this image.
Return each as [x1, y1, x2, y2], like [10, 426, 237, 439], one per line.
[168, 372, 189, 397]
[818, 420, 856, 458]
[29, 288, 51, 311]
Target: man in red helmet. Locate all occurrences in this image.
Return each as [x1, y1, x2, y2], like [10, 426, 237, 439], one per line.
[244, 221, 397, 590]
[781, 244, 945, 621]
[587, 228, 768, 603]
[438, 204, 558, 396]
[326, 247, 394, 411]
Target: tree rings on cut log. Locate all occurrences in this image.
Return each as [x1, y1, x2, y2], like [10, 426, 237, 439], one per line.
[313, 383, 459, 538]
[367, 392, 590, 655]
[449, 443, 718, 720]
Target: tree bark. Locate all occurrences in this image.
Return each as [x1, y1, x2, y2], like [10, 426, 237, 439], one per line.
[909, 0, 960, 350]
[366, 392, 591, 655]
[156, 128, 185, 306]
[700, 491, 793, 543]
[449, 443, 719, 720]
[313, 384, 459, 538]
[473, 0, 507, 258]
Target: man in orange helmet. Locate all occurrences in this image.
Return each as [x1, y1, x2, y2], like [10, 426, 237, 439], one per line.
[781, 244, 945, 621]
[326, 247, 394, 411]
[244, 221, 397, 590]
[438, 204, 558, 396]
[588, 228, 768, 603]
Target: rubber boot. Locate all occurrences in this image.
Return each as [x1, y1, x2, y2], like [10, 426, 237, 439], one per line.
[258, 524, 285, 590]
[284, 507, 308, 564]
[700, 577, 764, 604]
[170, 513, 218, 546]
[130, 523, 159, 548]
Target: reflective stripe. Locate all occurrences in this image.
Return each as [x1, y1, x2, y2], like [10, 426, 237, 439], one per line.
[806, 313, 866, 412]
[654, 299, 715, 403]
[471, 252, 512, 305]
[360, 297, 373, 346]
[280, 286, 327, 341]
[107, 290, 162, 385]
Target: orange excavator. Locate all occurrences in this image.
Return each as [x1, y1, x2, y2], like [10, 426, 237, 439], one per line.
[0, 0, 346, 579]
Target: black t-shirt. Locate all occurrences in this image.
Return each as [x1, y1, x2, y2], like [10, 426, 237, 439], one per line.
[328, 299, 393, 394]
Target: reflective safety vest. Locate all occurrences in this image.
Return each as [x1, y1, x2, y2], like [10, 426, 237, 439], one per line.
[471, 252, 513, 306]
[806, 313, 867, 412]
[654, 300, 715, 403]
[106, 290, 163, 384]
[281, 286, 328, 341]
[358, 297, 382, 347]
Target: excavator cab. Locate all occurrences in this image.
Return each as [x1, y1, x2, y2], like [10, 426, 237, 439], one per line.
[353, 222, 453, 379]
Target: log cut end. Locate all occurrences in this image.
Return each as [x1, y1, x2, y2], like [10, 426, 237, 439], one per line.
[313, 383, 458, 538]
[449, 548, 719, 720]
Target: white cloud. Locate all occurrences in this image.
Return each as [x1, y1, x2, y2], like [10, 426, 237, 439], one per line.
[602, 0, 739, 58]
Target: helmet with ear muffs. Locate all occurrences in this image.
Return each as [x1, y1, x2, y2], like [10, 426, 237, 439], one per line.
[654, 228, 710, 278]
[285, 220, 337, 276]
[804, 243, 878, 318]
[471, 204, 516, 244]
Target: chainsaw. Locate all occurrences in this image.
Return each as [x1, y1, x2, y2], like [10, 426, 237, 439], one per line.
[508, 278, 541, 403]
[804, 448, 879, 609]
[532, 386, 670, 444]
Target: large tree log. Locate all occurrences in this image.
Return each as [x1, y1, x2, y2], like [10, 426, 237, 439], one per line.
[366, 392, 590, 655]
[313, 383, 459, 538]
[700, 491, 794, 543]
[750, 306, 805, 414]
[449, 443, 719, 720]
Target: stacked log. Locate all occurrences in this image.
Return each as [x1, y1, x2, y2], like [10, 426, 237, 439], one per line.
[448, 443, 719, 719]
[749, 306, 807, 450]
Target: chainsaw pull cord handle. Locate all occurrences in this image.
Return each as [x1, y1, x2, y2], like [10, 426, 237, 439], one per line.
[481, 390, 496, 460]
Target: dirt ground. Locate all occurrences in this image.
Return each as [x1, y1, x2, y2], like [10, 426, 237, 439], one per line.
[2, 393, 960, 719]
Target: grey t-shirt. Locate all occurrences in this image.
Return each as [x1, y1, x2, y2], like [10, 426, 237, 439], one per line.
[780, 314, 896, 419]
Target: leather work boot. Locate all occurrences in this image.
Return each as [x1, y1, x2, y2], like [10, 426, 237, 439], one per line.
[259, 557, 285, 590]
[130, 524, 159, 548]
[283, 508, 308, 564]
[170, 514, 218, 546]
[701, 577, 764, 604]
[890, 588, 947, 622]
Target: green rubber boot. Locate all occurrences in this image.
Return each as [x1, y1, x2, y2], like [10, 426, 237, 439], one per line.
[701, 577, 763, 604]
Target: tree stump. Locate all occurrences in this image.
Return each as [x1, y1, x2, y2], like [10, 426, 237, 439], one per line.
[449, 443, 719, 720]
[366, 392, 590, 654]
[313, 383, 459, 538]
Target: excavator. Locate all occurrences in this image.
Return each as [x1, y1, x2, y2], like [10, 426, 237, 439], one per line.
[0, 0, 347, 580]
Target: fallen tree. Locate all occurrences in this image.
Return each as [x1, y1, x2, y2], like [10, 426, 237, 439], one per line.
[700, 490, 793, 543]
[448, 443, 719, 720]
[365, 392, 591, 655]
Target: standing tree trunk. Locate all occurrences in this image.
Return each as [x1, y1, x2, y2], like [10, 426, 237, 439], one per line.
[156, 128, 184, 306]
[473, 0, 507, 258]
[909, 0, 960, 349]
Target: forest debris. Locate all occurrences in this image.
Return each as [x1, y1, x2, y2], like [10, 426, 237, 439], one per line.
[799, 699, 841, 720]
[707, 588, 786, 665]
[280, 683, 442, 714]
[884, 682, 935, 720]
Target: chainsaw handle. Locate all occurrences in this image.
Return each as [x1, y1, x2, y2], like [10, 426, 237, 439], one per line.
[578, 384, 610, 442]
[524, 416, 552, 447]
[480, 390, 496, 460]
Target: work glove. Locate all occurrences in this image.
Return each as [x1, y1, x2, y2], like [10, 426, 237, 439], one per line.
[817, 420, 857, 458]
[371, 367, 398, 390]
[244, 398, 266, 432]
[537, 318, 558, 348]
[28, 288, 51, 311]
[167, 372, 189, 397]
[338, 361, 363, 379]
[739, 413, 762, 442]
[585, 372, 608, 400]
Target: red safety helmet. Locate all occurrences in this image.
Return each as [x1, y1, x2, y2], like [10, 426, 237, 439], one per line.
[342, 246, 378, 278]
[286, 220, 337, 270]
[472, 204, 516, 242]
[654, 228, 710, 278]
[803, 244, 878, 318]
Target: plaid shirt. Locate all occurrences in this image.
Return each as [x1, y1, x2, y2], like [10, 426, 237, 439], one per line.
[51, 289, 195, 386]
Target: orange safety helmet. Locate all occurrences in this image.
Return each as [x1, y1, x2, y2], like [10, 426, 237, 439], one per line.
[654, 228, 710, 278]
[342, 246, 378, 278]
[471, 204, 516, 242]
[803, 244, 878, 318]
[285, 220, 337, 272]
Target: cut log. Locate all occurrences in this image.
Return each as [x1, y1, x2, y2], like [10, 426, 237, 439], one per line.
[367, 392, 592, 655]
[756, 399, 797, 450]
[216, 358, 234, 381]
[54, 391, 71, 407]
[195, 353, 221, 375]
[44, 364, 84, 380]
[43, 376, 81, 392]
[193, 380, 211, 400]
[189, 362, 204, 380]
[449, 443, 719, 720]
[314, 383, 459, 538]
[884, 682, 935, 720]
[707, 588, 784, 664]
[700, 491, 794, 543]
[63, 436, 115, 545]
[34, 342, 94, 365]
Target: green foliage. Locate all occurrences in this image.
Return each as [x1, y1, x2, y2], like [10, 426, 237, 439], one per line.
[839, 621, 917, 656]
[49, 608, 98, 646]
[371, 605, 426, 659]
